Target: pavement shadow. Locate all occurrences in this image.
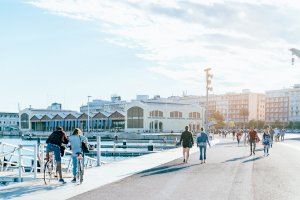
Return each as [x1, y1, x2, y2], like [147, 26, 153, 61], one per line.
[242, 156, 263, 163]
[286, 137, 300, 142]
[222, 156, 249, 163]
[140, 164, 199, 177]
[137, 163, 185, 175]
[0, 184, 64, 199]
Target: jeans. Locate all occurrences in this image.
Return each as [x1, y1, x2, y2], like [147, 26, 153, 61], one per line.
[199, 146, 207, 161]
[249, 140, 256, 154]
[72, 156, 84, 177]
[264, 146, 269, 154]
[46, 143, 61, 163]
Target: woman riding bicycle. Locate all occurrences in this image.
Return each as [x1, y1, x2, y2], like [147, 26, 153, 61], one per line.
[69, 128, 88, 183]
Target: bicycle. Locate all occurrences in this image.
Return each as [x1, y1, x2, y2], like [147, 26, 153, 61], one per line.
[44, 152, 58, 185]
[76, 152, 84, 184]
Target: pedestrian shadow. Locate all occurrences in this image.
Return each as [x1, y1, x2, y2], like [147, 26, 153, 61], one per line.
[140, 164, 199, 177]
[0, 184, 64, 199]
[137, 163, 184, 175]
[222, 156, 249, 163]
[242, 156, 263, 163]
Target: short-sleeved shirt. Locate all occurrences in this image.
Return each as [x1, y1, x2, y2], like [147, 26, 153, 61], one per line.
[69, 135, 88, 157]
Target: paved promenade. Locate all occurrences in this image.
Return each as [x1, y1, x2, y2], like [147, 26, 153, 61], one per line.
[0, 139, 219, 200]
[71, 135, 300, 200]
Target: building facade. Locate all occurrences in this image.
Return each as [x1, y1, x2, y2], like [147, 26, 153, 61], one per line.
[125, 100, 205, 133]
[0, 112, 19, 131]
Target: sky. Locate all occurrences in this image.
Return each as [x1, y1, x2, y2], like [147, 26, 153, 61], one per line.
[1, 0, 300, 112]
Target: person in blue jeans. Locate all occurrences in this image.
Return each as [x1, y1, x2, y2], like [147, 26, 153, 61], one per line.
[69, 128, 88, 183]
[197, 128, 211, 164]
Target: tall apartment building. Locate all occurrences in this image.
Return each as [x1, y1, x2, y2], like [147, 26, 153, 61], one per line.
[168, 90, 265, 124]
[265, 84, 300, 123]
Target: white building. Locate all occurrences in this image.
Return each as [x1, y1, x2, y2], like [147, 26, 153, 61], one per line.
[125, 100, 205, 133]
[0, 112, 19, 131]
[80, 95, 126, 113]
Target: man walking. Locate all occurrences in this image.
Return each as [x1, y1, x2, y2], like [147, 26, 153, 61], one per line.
[248, 127, 259, 156]
[197, 128, 211, 164]
[180, 126, 194, 163]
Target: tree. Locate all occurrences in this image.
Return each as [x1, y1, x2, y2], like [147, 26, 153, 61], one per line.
[210, 111, 225, 129]
[239, 108, 249, 129]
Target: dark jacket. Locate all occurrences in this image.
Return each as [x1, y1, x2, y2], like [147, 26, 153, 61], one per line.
[46, 130, 69, 147]
[180, 131, 194, 147]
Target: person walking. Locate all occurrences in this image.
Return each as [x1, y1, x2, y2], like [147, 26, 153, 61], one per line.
[236, 129, 243, 147]
[180, 126, 194, 163]
[281, 128, 286, 141]
[243, 130, 248, 146]
[69, 128, 88, 183]
[248, 127, 259, 156]
[46, 126, 69, 184]
[262, 127, 271, 157]
[269, 127, 275, 148]
[197, 128, 211, 164]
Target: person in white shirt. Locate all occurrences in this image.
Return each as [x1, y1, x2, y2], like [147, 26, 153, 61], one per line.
[69, 128, 88, 183]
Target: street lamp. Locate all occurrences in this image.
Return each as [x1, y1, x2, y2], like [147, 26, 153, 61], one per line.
[87, 96, 92, 133]
[204, 68, 213, 130]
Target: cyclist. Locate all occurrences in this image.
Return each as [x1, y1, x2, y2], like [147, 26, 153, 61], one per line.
[46, 126, 69, 184]
[69, 128, 88, 183]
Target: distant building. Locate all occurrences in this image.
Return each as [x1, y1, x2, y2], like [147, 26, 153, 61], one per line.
[0, 112, 19, 131]
[80, 96, 126, 113]
[125, 100, 205, 133]
[265, 84, 300, 123]
[167, 90, 265, 124]
[47, 103, 62, 110]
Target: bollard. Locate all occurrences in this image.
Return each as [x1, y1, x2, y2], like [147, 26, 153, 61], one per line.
[148, 140, 154, 151]
[97, 136, 101, 166]
[18, 145, 23, 182]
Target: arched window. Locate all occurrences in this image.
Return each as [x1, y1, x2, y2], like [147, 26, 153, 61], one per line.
[189, 112, 201, 119]
[127, 107, 144, 128]
[149, 110, 163, 117]
[149, 120, 163, 132]
[170, 111, 182, 118]
[21, 113, 29, 129]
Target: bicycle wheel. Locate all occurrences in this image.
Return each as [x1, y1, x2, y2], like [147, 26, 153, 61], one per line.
[76, 159, 83, 184]
[44, 160, 57, 185]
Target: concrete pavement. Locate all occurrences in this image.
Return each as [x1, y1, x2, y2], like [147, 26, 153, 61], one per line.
[71, 135, 300, 200]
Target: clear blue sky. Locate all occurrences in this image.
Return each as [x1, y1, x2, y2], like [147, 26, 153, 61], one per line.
[1, 0, 300, 112]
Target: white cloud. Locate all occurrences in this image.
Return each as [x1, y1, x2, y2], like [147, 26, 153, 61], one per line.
[27, 0, 300, 94]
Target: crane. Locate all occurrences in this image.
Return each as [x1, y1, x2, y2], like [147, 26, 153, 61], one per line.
[290, 48, 300, 65]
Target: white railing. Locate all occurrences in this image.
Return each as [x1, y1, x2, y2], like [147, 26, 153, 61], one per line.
[0, 136, 102, 183]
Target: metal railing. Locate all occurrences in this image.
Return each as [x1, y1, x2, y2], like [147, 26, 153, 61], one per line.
[0, 136, 102, 183]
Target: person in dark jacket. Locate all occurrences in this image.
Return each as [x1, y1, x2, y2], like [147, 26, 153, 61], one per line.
[46, 126, 69, 184]
[180, 126, 194, 163]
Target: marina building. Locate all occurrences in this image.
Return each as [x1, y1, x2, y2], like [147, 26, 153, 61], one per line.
[125, 100, 204, 133]
[0, 112, 19, 131]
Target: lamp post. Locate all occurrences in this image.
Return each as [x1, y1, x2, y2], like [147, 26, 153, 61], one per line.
[87, 96, 92, 133]
[204, 68, 213, 131]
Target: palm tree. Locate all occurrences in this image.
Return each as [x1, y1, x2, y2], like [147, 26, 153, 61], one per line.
[239, 108, 249, 129]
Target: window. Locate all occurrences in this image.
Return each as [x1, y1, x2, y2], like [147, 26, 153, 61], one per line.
[170, 111, 182, 118]
[149, 110, 163, 117]
[127, 107, 144, 129]
[189, 112, 201, 119]
[21, 113, 29, 129]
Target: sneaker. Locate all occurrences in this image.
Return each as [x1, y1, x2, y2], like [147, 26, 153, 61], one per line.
[183, 159, 186, 163]
[59, 179, 66, 184]
[71, 178, 76, 183]
[253, 152, 256, 155]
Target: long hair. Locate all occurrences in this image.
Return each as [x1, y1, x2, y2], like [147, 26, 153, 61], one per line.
[73, 128, 82, 135]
